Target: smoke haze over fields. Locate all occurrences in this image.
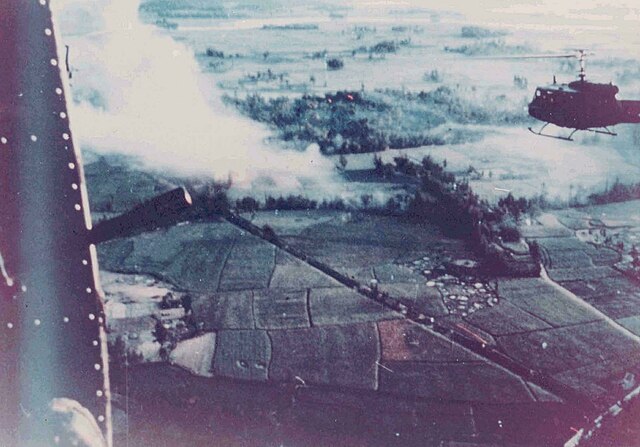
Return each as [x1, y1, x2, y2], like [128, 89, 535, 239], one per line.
[52, 0, 640, 203]
[52, 0, 341, 196]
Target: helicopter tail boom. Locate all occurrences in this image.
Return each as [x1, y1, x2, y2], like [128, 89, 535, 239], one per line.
[620, 100, 640, 124]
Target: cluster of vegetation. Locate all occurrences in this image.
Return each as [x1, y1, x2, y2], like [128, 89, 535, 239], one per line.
[155, 18, 178, 30]
[226, 91, 386, 154]
[152, 313, 199, 361]
[236, 195, 317, 212]
[391, 25, 423, 33]
[351, 25, 377, 40]
[142, 0, 298, 19]
[226, 87, 526, 155]
[444, 39, 531, 56]
[205, 47, 225, 58]
[424, 69, 443, 82]
[326, 57, 344, 70]
[234, 193, 408, 216]
[185, 181, 232, 218]
[460, 26, 507, 39]
[241, 69, 287, 84]
[307, 50, 328, 60]
[496, 192, 533, 222]
[586, 179, 640, 205]
[139, 0, 230, 19]
[414, 86, 525, 125]
[370, 40, 401, 54]
[262, 24, 319, 30]
[389, 7, 431, 15]
[183, 181, 348, 217]
[376, 155, 539, 276]
[352, 39, 412, 57]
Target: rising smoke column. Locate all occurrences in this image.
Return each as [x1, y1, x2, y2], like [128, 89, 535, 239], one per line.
[51, 0, 341, 196]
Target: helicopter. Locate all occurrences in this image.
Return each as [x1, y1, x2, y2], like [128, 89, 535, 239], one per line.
[526, 50, 640, 141]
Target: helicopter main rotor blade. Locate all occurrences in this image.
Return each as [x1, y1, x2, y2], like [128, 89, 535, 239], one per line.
[473, 54, 577, 60]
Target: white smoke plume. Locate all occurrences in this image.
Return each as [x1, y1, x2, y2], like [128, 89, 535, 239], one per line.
[51, 0, 341, 197]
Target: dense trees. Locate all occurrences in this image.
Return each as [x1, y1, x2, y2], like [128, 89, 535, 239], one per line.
[376, 155, 538, 276]
[226, 88, 526, 155]
[326, 58, 344, 70]
[587, 179, 640, 205]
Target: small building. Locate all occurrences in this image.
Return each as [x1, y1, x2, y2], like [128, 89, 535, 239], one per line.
[158, 307, 185, 321]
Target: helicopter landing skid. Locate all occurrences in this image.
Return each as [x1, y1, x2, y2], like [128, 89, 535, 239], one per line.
[584, 127, 617, 137]
[528, 124, 617, 141]
[528, 123, 577, 141]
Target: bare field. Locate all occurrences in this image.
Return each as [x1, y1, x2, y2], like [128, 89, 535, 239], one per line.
[250, 211, 472, 263]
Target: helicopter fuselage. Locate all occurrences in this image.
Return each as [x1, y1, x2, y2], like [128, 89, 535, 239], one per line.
[528, 80, 640, 130]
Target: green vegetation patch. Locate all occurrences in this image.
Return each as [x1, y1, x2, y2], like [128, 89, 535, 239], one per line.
[226, 88, 526, 155]
[162, 240, 234, 292]
[444, 39, 531, 56]
[376, 156, 540, 277]
[587, 179, 640, 205]
[460, 26, 507, 39]
[140, 0, 230, 18]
